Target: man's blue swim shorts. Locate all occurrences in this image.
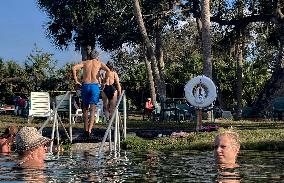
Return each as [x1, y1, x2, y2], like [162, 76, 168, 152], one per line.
[81, 83, 100, 106]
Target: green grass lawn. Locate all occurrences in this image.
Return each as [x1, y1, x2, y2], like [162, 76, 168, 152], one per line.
[0, 114, 107, 130]
[1, 114, 284, 151]
[124, 118, 284, 151]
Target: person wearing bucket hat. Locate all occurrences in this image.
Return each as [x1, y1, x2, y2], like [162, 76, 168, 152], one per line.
[0, 126, 18, 153]
[16, 127, 52, 169]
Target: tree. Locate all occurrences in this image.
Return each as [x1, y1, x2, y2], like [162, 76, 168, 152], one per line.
[253, 21, 284, 116]
[132, 0, 162, 103]
[179, 0, 284, 116]
[38, 0, 182, 102]
[38, 0, 100, 58]
[24, 46, 57, 92]
[0, 59, 24, 103]
[37, 0, 141, 59]
[201, 0, 212, 78]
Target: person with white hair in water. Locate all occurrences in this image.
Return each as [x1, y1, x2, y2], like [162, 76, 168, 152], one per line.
[214, 128, 241, 182]
[214, 128, 240, 168]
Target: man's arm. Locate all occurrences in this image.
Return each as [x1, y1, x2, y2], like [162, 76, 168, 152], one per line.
[114, 72, 122, 96]
[72, 63, 83, 85]
[100, 62, 110, 73]
[101, 71, 110, 90]
[100, 63, 111, 88]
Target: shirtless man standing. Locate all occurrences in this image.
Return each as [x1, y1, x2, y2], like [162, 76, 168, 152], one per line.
[102, 61, 122, 121]
[73, 50, 110, 136]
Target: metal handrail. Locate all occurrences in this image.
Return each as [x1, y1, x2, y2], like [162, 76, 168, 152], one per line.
[39, 91, 71, 132]
[37, 90, 127, 156]
[38, 91, 72, 153]
[98, 90, 127, 156]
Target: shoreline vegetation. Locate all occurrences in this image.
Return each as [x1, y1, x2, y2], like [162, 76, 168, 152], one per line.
[1, 114, 284, 151]
[122, 128, 284, 151]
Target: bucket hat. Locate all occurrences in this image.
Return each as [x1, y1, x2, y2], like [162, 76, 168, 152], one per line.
[16, 127, 52, 153]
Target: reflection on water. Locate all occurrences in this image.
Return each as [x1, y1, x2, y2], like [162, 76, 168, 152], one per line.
[216, 166, 241, 183]
[0, 150, 283, 182]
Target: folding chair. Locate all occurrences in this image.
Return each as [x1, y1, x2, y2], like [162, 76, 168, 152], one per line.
[96, 99, 104, 123]
[28, 92, 52, 123]
[71, 99, 104, 124]
[72, 109, 83, 124]
[55, 94, 70, 119]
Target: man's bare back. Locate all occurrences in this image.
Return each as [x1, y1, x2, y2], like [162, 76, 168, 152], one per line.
[73, 59, 110, 85]
[82, 59, 103, 84]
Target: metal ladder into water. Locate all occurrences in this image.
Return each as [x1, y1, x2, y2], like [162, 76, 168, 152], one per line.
[98, 90, 127, 156]
[38, 90, 127, 157]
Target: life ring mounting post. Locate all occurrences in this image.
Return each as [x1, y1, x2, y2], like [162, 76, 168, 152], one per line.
[184, 75, 217, 130]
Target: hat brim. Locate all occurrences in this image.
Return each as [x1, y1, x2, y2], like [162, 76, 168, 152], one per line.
[16, 136, 52, 153]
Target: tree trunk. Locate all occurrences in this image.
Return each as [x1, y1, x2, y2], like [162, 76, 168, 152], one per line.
[155, 23, 167, 101]
[132, 0, 164, 102]
[234, 0, 245, 120]
[192, 0, 202, 39]
[235, 36, 244, 120]
[196, 17, 203, 43]
[201, 0, 212, 78]
[275, 33, 284, 71]
[80, 45, 93, 60]
[144, 53, 157, 103]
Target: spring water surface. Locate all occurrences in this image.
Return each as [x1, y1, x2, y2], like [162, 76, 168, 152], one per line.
[0, 150, 283, 182]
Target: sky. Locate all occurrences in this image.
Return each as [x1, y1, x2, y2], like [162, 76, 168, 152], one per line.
[0, 0, 110, 68]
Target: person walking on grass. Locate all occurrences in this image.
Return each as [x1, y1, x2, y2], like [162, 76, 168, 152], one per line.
[73, 50, 110, 137]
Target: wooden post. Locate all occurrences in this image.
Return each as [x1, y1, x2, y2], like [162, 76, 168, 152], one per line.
[196, 109, 202, 131]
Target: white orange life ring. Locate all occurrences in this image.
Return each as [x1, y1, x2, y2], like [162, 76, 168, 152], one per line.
[184, 75, 217, 108]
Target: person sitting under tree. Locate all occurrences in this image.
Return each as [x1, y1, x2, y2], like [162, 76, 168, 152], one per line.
[145, 98, 154, 119]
